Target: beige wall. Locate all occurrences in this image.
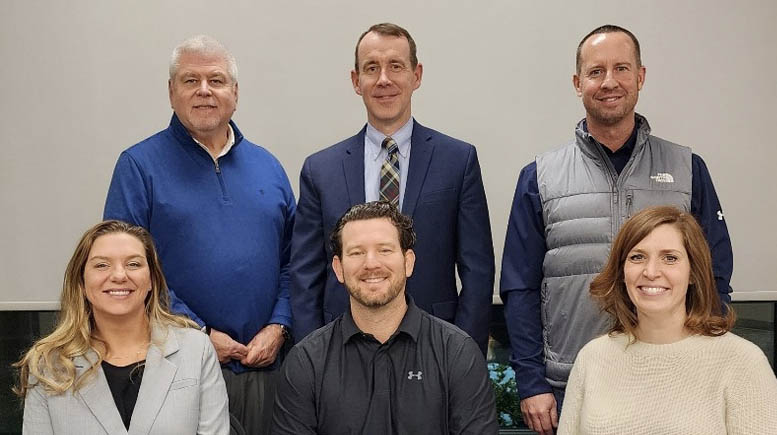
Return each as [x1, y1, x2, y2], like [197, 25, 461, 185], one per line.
[1, 0, 775, 308]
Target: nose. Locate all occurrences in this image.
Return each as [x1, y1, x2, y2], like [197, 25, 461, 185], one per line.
[363, 251, 381, 269]
[376, 67, 391, 86]
[196, 79, 212, 96]
[110, 265, 128, 282]
[642, 258, 661, 280]
[601, 69, 619, 89]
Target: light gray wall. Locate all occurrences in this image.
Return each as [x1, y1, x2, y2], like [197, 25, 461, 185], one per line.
[1, 0, 775, 309]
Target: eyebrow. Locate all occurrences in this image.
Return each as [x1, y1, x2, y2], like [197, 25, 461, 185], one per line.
[88, 255, 146, 261]
[585, 60, 633, 70]
[346, 241, 398, 249]
[628, 248, 683, 254]
[179, 70, 228, 78]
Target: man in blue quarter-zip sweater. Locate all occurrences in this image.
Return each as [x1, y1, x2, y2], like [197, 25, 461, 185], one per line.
[104, 35, 294, 435]
[500, 25, 733, 435]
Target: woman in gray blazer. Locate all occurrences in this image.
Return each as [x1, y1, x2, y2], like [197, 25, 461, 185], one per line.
[15, 220, 229, 434]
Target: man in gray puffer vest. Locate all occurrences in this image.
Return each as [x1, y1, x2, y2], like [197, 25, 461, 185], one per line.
[500, 24, 733, 435]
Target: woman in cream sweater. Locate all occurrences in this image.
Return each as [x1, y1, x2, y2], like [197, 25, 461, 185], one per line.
[558, 206, 777, 435]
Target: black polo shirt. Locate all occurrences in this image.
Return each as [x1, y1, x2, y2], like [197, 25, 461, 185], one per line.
[271, 297, 498, 434]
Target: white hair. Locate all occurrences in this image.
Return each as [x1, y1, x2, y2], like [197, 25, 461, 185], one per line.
[169, 35, 238, 83]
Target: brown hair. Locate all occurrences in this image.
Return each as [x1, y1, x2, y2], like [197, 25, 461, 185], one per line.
[15, 220, 195, 397]
[576, 24, 642, 74]
[330, 200, 415, 258]
[354, 22, 418, 71]
[590, 206, 734, 338]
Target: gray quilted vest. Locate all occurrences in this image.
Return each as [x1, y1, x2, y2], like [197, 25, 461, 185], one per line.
[536, 114, 691, 389]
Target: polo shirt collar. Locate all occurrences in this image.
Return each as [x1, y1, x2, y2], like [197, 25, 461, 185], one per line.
[396, 295, 422, 343]
[341, 294, 422, 344]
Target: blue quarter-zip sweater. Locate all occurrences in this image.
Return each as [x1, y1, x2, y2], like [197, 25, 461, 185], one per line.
[104, 114, 295, 373]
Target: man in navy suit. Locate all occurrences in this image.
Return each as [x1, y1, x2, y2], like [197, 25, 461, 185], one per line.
[289, 22, 495, 354]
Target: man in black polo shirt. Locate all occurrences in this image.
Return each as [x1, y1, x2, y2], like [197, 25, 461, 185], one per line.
[271, 201, 498, 434]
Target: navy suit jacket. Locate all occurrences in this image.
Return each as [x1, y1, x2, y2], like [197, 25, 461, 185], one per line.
[289, 120, 495, 353]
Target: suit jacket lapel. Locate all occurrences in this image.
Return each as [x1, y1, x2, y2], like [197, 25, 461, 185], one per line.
[76, 351, 129, 435]
[402, 120, 435, 217]
[343, 126, 367, 206]
[128, 325, 179, 435]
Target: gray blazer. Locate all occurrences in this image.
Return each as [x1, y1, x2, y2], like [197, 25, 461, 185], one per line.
[23, 324, 229, 434]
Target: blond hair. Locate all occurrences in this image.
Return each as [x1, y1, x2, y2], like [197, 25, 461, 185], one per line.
[14, 221, 196, 397]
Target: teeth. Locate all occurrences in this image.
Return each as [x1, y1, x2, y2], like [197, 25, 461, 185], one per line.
[108, 290, 131, 296]
[640, 287, 666, 295]
[364, 277, 385, 283]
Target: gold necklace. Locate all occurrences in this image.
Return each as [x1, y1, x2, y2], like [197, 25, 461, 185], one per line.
[105, 342, 150, 363]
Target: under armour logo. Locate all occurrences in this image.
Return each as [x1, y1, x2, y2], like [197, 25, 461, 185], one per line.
[649, 172, 675, 183]
[407, 371, 423, 380]
[717, 210, 724, 221]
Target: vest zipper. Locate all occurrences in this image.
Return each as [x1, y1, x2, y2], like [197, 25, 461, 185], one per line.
[625, 191, 633, 218]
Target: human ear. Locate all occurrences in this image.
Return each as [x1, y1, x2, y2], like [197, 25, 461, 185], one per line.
[332, 256, 345, 284]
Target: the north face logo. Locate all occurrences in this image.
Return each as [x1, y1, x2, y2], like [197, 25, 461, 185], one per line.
[650, 172, 674, 183]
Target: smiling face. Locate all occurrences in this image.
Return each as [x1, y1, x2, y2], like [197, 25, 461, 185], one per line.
[623, 224, 690, 325]
[168, 51, 238, 142]
[351, 32, 422, 135]
[573, 31, 645, 129]
[332, 218, 415, 310]
[83, 233, 151, 324]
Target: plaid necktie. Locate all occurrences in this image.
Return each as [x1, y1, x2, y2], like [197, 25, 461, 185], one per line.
[380, 137, 400, 206]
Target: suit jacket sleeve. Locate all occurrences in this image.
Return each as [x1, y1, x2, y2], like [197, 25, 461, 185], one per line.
[198, 334, 230, 434]
[453, 146, 495, 354]
[22, 382, 55, 435]
[103, 152, 204, 326]
[289, 157, 327, 340]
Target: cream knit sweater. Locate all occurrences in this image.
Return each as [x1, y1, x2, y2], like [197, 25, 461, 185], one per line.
[558, 332, 777, 435]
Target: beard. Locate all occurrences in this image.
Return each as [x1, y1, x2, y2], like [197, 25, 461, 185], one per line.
[583, 94, 638, 127]
[345, 276, 405, 309]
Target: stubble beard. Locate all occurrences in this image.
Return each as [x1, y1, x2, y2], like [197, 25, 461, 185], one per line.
[346, 278, 405, 309]
[585, 94, 638, 127]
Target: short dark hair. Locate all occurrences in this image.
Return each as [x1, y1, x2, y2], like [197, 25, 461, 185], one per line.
[590, 206, 735, 339]
[576, 24, 642, 74]
[330, 201, 416, 258]
[354, 22, 418, 71]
